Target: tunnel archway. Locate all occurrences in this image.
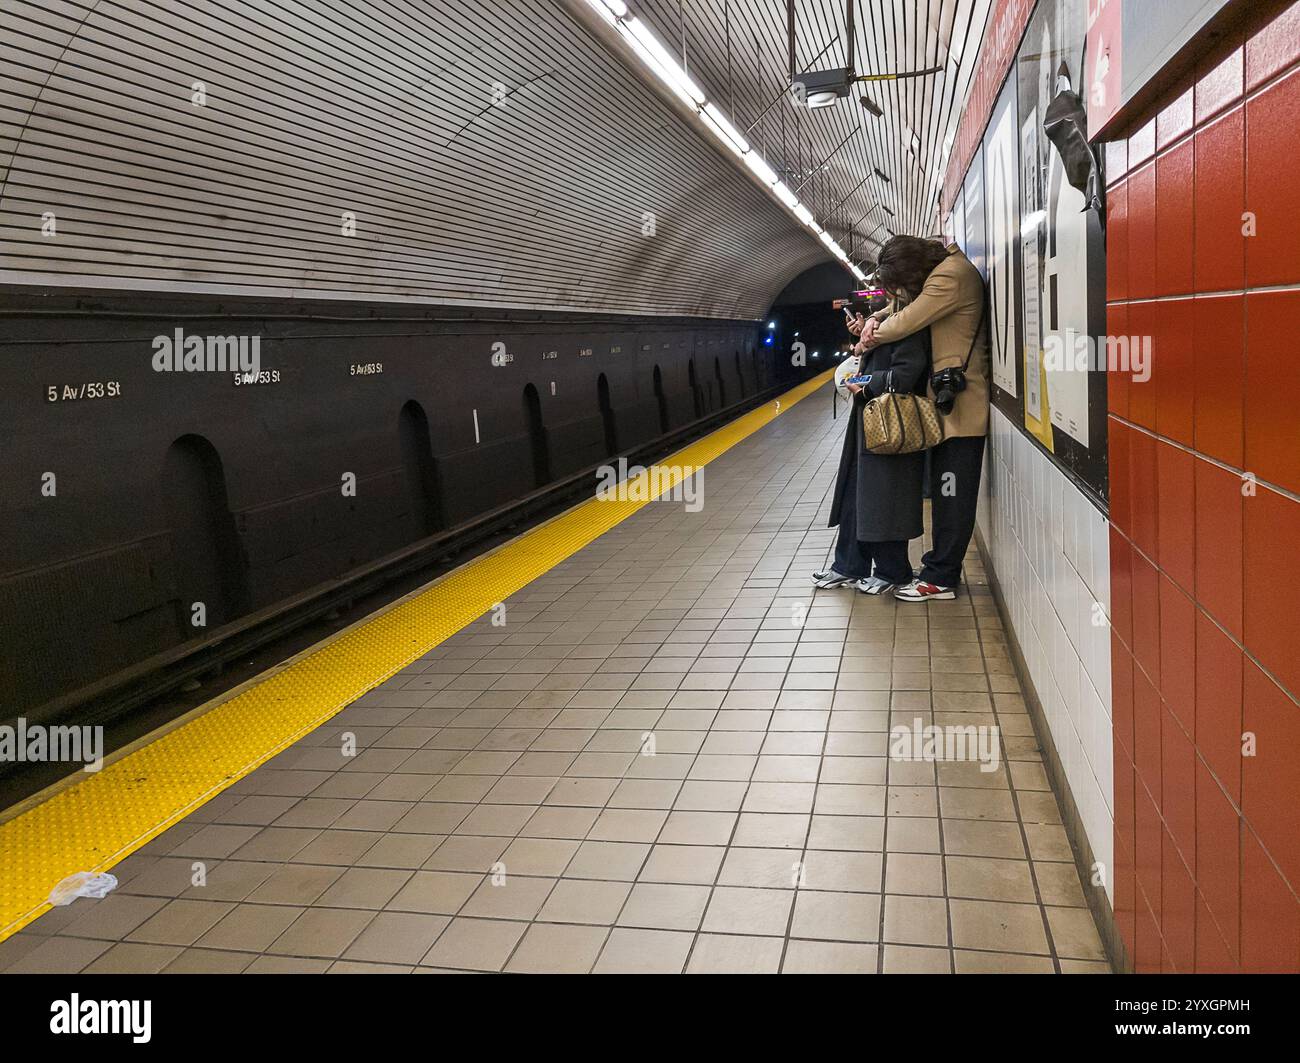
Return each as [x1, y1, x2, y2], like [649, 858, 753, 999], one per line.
[652, 364, 669, 433]
[734, 350, 747, 397]
[162, 434, 245, 638]
[714, 356, 727, 408]
[687, 359, 701, 419]
[523, 383, 550, 488]
[596, 373, 617, 457]
[398, 399, 442, 537]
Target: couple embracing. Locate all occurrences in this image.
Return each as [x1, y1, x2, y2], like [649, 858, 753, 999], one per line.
[813, 235, 990, 603]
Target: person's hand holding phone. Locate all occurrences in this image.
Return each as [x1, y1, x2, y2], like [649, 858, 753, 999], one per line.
[844, 372, 871, 395]
[845, 310, 865, 337]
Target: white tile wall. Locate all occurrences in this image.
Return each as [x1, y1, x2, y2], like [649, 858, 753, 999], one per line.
[978, 407, 1114, 901]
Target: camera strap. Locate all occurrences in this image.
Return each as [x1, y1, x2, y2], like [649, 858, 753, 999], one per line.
[959, 300, 986, 373]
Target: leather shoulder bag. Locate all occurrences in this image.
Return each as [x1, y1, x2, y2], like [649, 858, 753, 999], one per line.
[862, 298, 986, 454]
[861, 370, 944, 454]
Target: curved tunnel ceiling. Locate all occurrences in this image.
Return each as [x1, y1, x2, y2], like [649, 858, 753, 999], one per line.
[634, 0, 993, 263]
[0, 0, 850, 320]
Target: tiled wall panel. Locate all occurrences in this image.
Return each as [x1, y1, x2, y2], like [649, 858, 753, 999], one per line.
[978, 409, 1114, 901]
[1105, 0, 1300, 973]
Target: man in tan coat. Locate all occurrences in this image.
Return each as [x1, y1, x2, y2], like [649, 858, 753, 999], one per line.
[852, 236, 990, 601]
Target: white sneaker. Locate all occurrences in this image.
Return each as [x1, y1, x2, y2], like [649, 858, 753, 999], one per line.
[811, 569, 856, 589]
[894, 578, 956, 602]
[856, 576, 897, 595]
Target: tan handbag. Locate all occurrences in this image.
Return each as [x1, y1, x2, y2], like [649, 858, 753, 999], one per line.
[862, 389, 944, 454]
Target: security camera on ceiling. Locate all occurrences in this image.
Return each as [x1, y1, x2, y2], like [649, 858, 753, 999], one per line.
[789, 1, 943, 111]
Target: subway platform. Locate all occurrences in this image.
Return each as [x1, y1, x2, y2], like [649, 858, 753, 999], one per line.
[0, 379, 1108, 974]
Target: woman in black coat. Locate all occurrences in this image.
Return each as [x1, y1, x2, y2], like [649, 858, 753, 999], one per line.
[813, 327, 932, 594]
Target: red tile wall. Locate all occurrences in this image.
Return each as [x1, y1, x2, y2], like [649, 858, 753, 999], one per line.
[1107, 0, 1300, 973]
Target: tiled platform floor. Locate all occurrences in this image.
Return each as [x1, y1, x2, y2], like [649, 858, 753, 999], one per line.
[0, 393, 1110, 973]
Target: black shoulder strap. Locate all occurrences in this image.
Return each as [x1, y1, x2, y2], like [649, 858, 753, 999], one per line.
[961, 300, 987, 373]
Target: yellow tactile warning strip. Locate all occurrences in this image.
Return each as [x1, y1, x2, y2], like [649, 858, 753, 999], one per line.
[0, 370, 833, 941]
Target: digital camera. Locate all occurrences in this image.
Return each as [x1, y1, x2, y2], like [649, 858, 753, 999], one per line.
[930, 366, 967, 415]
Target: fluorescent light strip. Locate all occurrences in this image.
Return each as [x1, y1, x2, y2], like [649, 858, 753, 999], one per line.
[582, 0, 851, 277]
[700, 103, 749, 156]
[772, 181, 798, 208]
[742, 151, 778, 186]
[621, 18, 706, 106]
[588, 0, 622, 24]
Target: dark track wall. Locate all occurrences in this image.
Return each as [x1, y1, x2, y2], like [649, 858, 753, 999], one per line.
[0, 293, 792, 714]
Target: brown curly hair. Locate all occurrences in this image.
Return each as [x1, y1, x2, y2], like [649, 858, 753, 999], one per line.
[874, 235, 951, 302]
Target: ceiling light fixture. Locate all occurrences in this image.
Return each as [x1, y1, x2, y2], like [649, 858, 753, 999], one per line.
[788, 2, 944, 112]
[579, 0, 867, 283]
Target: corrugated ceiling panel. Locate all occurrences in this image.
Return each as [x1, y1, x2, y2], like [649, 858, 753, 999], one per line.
[0, 0, 834, 318]
[636, 0, 992, 266]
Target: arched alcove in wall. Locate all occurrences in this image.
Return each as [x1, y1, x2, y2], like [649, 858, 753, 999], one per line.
[399, 399, 442, 537]
[162, 433, 245, 637]
[523, 383, 550, 488]
[597, 373, 617, 457]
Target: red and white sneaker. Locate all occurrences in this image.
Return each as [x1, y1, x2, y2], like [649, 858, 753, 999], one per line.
[894, 579, 956, 602]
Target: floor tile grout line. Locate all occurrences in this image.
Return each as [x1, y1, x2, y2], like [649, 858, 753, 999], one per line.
[7, 390, 1107, 973]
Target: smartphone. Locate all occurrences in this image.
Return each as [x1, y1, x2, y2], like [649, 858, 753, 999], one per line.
[845, 374, 872, 387]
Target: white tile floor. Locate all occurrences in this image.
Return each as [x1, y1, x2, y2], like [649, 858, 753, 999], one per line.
[0, 392, 1109, 974]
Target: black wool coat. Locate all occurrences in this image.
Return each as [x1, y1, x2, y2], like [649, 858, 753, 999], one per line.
[828, 328, 932, 543]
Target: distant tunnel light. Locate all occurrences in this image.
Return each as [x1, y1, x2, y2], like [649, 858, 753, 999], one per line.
[766, 321, 776, 329]
[763, 335, 774, 345]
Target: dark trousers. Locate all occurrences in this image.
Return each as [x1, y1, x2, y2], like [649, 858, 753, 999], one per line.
[920, 435, 986, 587]
[833, 482, 913, 583]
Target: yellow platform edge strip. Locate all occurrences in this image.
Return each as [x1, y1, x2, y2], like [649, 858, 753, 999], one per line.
[0, 371, 831, 940]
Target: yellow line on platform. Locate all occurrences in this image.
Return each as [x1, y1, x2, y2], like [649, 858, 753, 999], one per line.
[0, 370, 832, 941]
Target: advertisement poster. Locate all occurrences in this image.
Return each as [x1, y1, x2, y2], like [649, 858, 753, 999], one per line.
[1010, 0, 1108, 496]
[1020, 110, 1046, 434]
[1020, 0, 1095, 449]
[984, 80, 1019, 399]
[974, 0, 1108, 502]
